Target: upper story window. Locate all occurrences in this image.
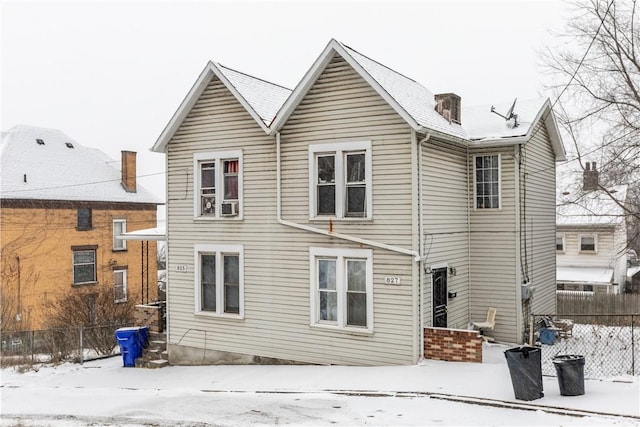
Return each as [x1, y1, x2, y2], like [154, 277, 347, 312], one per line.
[193, 151, 242, 219]
[556, 235, 565, 252]
[309, 247, 373, 333]
[474, 154, 501, 209]
[114, 269, 127, 303]
[77, 208, 92, 230]
[580, 234, 597, 253]
[72, 247, 97, 285]
[113, 219, 127, 251]
[309, 141, 372, 219]
[194, 244, 244, 318]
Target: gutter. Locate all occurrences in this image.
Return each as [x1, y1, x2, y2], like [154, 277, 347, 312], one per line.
[276, 132, 421, 261]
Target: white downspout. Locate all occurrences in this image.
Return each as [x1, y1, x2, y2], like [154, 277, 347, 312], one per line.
[417, 132, 430, 361]
[275, 131, 421, 261]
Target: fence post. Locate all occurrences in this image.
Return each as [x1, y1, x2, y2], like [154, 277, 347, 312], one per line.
[31, 330, 35, 363]
[79, 326, 84, 365]
[632, 315, 635, 376]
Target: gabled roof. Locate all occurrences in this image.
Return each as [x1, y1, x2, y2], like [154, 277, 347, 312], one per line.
[1, 124, 160, 204]
[271, 39, 466, 139]
[270, 39, 565, 161]
[152, 62, 292, 152]
[465, 98, 566, 161]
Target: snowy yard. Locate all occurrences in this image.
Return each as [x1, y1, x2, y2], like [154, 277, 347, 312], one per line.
[539, 323, 639, 378]
[1, 343, 638, 426]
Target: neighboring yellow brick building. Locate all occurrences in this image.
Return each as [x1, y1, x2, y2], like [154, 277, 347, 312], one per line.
[1, 125, 162, 331]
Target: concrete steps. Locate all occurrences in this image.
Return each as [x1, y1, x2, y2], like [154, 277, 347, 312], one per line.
[135, 332, 168, 369]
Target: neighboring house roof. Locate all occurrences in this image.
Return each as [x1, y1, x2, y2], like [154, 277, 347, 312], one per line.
[119, 225, 167, 241]
[628, 266, 640, 282]
[152, 61, 292, 152]
[557, 184, 628, 226]
[1, 124, 160, 204]
[557, 266, 614, 285]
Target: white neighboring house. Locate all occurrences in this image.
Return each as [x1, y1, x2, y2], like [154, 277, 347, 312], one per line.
[556, 162, 628, 294]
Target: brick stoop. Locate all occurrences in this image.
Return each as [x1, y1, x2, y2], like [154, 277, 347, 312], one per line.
[135, 331, 169, 369]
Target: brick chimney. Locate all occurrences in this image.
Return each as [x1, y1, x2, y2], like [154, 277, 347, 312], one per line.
[434, 93, 461, 124]
[582, 161, 599, 192]
[121, 151, 137, 193]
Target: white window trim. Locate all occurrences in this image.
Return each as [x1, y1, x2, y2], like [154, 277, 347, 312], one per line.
[556, 234, 566, 253]
[309, 247, 374, 333]
[473, 153, 502, 210]
[579, 233, 598, 253]
[193, 150, 243, 220]
[72, 249, 97, 285]
[308, 141, 373, 220]
[114, 269, 127, 303]
[193, 244, 244, 318]
[113, 219, 127, 251]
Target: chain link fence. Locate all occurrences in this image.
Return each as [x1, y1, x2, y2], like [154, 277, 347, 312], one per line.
[1, 324, 129, 368]
[531, 314, 638, 379]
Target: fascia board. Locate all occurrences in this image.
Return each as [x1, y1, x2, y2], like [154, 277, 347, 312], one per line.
[152, 61, 270, 153]
[541, 100, 567, 162]
[269, 40, 341, 133]
[152, 62, 217, 153]
[214, 61, 271, 134]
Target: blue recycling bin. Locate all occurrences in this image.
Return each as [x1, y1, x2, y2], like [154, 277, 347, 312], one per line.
[115, 326, 149, 367]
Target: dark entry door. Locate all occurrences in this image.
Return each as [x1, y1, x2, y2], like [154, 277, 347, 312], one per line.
[432, 267, 448, 327]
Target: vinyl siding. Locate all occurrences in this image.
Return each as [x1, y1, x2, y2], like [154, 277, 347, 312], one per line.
[166, 56, 419, 366]
[420, 137, 471, 329]
[469, 147, 519, 343]
[279, 54, 417, 364]
[521, 123, 559, 318]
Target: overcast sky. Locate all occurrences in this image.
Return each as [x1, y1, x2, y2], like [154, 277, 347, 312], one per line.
[1, 0, 568, 205]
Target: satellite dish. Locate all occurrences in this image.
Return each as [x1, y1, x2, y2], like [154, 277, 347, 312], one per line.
[490, 97, 519, 128]
[505, 98, 517, 120]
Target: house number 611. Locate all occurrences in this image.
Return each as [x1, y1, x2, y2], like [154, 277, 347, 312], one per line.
[384, 276, 401, 285]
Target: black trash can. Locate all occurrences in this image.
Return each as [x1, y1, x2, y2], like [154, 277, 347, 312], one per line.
[552, 355, 585, 396]
[504, 346, 544, 401]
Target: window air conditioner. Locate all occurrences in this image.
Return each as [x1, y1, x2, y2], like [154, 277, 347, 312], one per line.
[221, 201, 239, 216]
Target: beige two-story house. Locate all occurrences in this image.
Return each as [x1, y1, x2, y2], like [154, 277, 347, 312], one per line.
[152, 39, 565, 365]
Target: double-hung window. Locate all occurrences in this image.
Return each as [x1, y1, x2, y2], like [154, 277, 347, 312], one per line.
[310, 247, 373, 332]
[309, 141, 372, 219]
[580, 234, 597, 253]
[73, 247, 97, 285]
[194, 151, 242, 219]
[474, 154, 501, 209]
[194, 244, 243, 317]
[114, 269, 127, 302]
[113, 219, 126, 251]
[556, 235, 565, 252]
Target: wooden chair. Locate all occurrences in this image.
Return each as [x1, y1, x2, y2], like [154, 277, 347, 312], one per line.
[472, 307, 497, 335]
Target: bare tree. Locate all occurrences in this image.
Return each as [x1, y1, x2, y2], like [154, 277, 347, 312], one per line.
[542, 0, 640, 249]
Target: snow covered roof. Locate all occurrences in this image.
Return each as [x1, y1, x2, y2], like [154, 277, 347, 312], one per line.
[153, 61, 292, 152]
[557, 184, 628, 226]
[557, 266, 614, 285]
[271, 39, 565, 160]
[153, 39, 565, 160]
[628, 266, 640, 282]
[1, 124, 160, 204]
[118, 225, 166, 241]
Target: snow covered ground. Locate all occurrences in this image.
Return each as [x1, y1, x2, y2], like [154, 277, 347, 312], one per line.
[1, 343, 638, 426]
